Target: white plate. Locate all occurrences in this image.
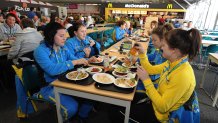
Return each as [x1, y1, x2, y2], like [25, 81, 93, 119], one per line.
[112, 71, 127, 78]
[86, 67, 102, 75]
[140, 38, 148, 42]
[122, 63, 131, 68]
[114, 78, 137, 88]
[93, 73, 115, 84]
[66, 71, 89, 81]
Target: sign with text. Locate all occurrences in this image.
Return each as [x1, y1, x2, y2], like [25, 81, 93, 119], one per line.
[68, 4, 78, 9]
[125, 4, 149, 8]
[15, 5, 30, 11]
[104, 3, 185, 9]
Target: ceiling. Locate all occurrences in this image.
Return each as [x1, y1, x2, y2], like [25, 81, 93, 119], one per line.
[38, 0, 200, 6]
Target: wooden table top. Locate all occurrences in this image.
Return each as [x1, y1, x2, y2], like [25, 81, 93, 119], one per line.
[209, 53, 218, 63]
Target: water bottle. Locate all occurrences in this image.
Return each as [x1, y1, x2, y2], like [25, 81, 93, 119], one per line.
[103, 53, 110, 72]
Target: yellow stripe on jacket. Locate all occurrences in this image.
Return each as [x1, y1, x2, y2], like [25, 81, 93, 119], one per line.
[138, 53, 196, 122]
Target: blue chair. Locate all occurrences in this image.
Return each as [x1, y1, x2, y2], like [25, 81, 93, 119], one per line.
[210, 33, 218, 36]
[203, 45, 218, 61]
[202, 36, 213, 40]
[88, 32, 98, 40]
[169, 91, 200, 123]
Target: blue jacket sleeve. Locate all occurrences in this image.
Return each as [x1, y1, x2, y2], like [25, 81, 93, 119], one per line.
[147, 51, 157, 62]
[86, 36, 101, 56]
[65, 39, 86, 59]
[34, 46, 74, 76]
[115, 27, 125, 41]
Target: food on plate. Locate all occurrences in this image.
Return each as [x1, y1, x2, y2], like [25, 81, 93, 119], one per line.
[115, 78, 136, 88]
[66, 71, 88, 80]
[93, 73, 115, 84]
[90, 57, 103, 63]
[91, 67, 100, 72]
[86, 67, 102, 74]
[114, 66, 128, 73]
[96, 75, 112, 83]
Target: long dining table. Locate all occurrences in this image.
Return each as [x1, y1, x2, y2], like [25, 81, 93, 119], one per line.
[52, 37, 148, 123]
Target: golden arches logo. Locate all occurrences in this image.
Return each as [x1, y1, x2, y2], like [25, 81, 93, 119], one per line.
[108, 3, 113, 8]
[167, 4, 173, 9]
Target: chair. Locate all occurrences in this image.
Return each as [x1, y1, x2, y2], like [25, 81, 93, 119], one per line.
[14, 63, 50, 118]
[22, 64, 51, 117]
[169, 91, 200, 123]
[202, 36, 213, 40]
[203, 45, 218, 62]
[112, 30, 117, 42]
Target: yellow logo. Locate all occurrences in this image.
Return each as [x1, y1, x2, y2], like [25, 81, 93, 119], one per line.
[108, 3, 113, 8]
[167, 4, 173, 9]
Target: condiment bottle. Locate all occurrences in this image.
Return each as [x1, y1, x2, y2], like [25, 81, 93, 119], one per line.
[129, 43, 139, 56]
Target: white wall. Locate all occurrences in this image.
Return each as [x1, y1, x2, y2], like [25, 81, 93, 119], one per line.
[185, 0, 218, 30]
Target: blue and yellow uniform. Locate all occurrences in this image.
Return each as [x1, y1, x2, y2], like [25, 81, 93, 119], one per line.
[138, 53, 196, 122]
[65, 36, 101, 59]
[137, 49, 166, 91]
[115, 26, 126, 41]
[34, 42, 92, 121]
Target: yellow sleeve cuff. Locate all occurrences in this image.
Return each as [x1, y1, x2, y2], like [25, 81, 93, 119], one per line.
[142, 78, 154, 89]
[138, 53, 147, 58]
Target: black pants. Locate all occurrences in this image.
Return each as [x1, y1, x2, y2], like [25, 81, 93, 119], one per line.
[108, 93, 160, 123]
[0, 57, 15, 90]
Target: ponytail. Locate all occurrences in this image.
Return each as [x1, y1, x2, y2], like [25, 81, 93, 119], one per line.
[187, 29, 202, 60]
[165, 28, 201, 61]
[67, 22, 85, 38]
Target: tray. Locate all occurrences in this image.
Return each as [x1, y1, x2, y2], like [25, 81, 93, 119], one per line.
[94, 83, 135, 94]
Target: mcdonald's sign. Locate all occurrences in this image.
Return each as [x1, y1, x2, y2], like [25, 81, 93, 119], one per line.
[167, 4, 173, 9]
[108, 3, 113, 8]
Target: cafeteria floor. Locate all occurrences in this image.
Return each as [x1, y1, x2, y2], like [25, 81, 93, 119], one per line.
[0, 65, 218, 123]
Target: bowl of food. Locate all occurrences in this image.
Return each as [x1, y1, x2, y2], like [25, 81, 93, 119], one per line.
[86, 67, 102, 75]
[93, 73, 115, 84]
[66, 71, 89, 81]
[114, 78, 137, 88]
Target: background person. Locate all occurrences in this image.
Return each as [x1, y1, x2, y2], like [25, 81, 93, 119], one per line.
[66, 22, 101, 61]
[114, 20, 128, 41]
[7, 18, 43, 65]
[0, 13, 22, 42]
